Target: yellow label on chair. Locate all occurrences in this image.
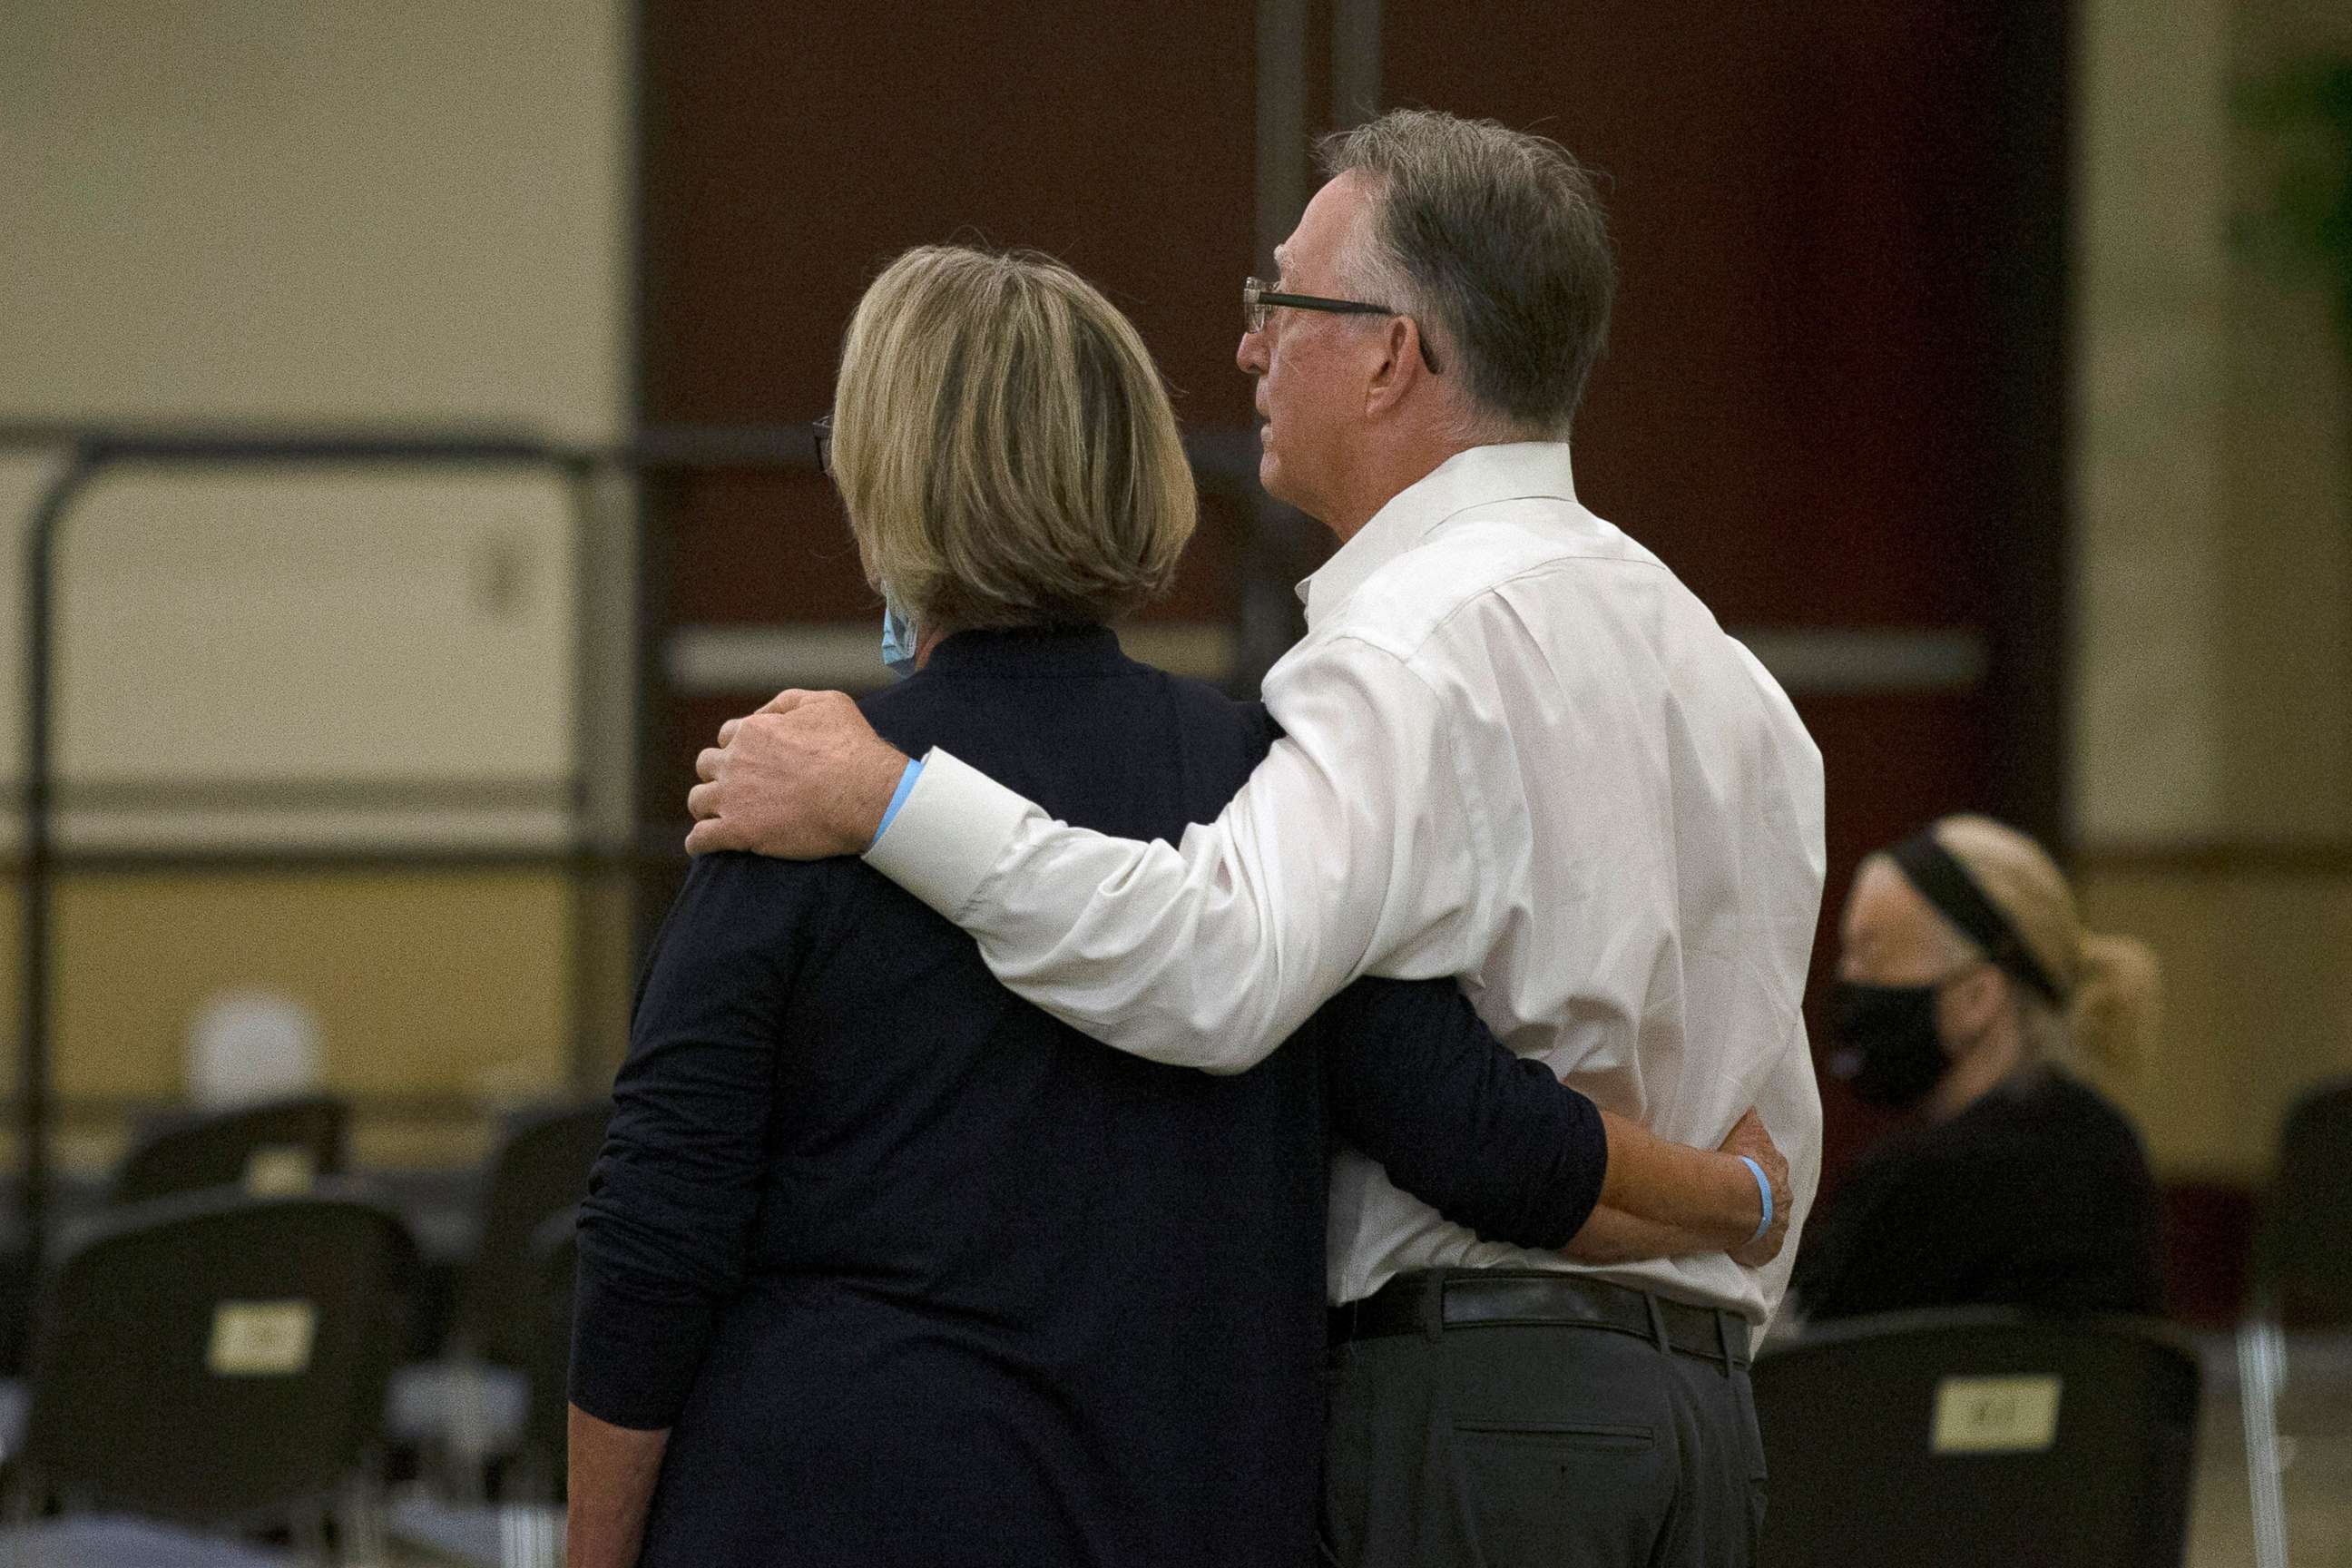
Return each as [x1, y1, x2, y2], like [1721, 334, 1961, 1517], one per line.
[1931, 1375, 2063, 1454]
[207, 1300, 317, 1377]
[242, 1145, 316, 1195]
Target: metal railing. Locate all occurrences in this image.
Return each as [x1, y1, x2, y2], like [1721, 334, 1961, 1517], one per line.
[0, 419, 1289, 1269]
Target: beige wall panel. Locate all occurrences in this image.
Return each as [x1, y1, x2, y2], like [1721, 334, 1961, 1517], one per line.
[2071, 0, 2234, 843]
[45, 470, 577, 789]
[46, 870, 572, 1102]
[2080, 867, 2352, 1181]
[0, 873, 586, 1102]
[0, 0, 630, 835]
[2220, 4, 2352, 840]
[2073, 0, 2352, 1212]
[2074, 867, 2246, 1175]
[0, 868, 637, 1171]
[2233, 876, 2352, 1168]
[0, 2, 627, 435]
[0, 5, 637, 1178]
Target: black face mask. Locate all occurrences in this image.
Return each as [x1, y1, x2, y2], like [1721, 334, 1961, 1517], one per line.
[1830, 981, 1950, 1110]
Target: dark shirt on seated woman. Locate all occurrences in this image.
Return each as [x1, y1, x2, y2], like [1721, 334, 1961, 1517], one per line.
[1792, 1069, 2162, 1322]
[573, 627, 1608, 1568]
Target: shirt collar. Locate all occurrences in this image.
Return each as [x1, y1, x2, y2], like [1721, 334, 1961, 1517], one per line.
[1298, 442, 1578, 629]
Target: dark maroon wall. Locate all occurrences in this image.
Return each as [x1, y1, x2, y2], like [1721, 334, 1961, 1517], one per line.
[638, 2, 2073, 1193]
[1379, 1, 2072, 1181]
[636, 0, 1261, 828]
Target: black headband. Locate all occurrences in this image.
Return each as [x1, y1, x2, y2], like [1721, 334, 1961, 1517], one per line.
[1887, 830, 2064, 1005]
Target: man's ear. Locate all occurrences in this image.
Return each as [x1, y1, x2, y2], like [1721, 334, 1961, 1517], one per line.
[1361, 316, 1421, 419]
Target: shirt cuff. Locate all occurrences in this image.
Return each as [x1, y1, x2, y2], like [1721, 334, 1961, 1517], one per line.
[873, 757, 924, 844]
[1537, 1087, 1611, 1250]
[862, 747, 1037, 918]
[568, 1268, 715, 1430]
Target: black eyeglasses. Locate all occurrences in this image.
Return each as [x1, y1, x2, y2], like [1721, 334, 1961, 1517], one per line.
[1242, 277, 1441, 373]
[810, 415, 833, 476]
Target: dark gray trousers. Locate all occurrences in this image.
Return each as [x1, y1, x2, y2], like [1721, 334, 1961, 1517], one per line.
[1321, 1294, 1767, 1567]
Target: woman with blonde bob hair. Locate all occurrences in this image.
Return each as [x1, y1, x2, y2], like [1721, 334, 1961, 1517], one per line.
[1793, 813, 2167, 1320]
[830, 244, 1197, 643]
[568, 245, 1788, 1567]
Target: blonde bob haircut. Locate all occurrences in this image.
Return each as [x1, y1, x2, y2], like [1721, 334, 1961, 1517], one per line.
[831, 245, 1196, 632]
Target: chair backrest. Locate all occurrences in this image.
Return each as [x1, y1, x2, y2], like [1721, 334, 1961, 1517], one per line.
[108, 1093, 349, 1208]
[1753, 1309, 2200, 1568]
[19, 1185, 417, 1526]
[458, 1102, 607, 1367]
[2256, 1078, 2352, 1327]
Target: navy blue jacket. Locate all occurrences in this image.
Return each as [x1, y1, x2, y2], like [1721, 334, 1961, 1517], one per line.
[573, 626, 1605, 1567]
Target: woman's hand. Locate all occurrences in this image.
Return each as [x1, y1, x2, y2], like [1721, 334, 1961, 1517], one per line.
[1576, 1104, 1791, 1266]
[1720, 1109, 1790, 1268]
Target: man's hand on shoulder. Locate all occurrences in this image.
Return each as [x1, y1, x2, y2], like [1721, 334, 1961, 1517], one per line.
[684, 690, 908, 859]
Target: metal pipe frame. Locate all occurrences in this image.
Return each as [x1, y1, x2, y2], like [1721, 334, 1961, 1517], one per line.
[0, 419, 1269, 1272]
[0, 422, 835, 1272]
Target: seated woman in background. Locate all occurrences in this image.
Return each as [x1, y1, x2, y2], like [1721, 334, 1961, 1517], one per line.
[565, 244, 1786, 1568]
[1792, 813, 2165, 1321]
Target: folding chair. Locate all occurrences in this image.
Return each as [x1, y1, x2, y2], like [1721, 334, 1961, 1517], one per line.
[387, 1210, 576, 1568]
[2239, 1077, 2352, 1568]
[0, 1101, 347, 1448]
[2, 1185, 417, 1566]
[387, 1102, 605, 1495]
[108, 1095, 349, 1208]
[1752, 1308, 2200, 1567]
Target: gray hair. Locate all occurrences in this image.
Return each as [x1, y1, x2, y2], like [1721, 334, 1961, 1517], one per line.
[1318, 109, 1616, 439]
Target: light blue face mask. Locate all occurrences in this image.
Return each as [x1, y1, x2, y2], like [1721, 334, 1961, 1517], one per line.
[881, 594, 920, 678]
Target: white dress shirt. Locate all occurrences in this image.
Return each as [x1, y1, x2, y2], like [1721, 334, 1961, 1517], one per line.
[867, 442, 1826, 1321]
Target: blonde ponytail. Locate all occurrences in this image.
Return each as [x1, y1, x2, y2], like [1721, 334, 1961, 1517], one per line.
[2070, 931, 2162, 1073]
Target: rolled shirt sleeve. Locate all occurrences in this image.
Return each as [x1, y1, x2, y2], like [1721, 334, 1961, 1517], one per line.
[864, 632, 1487, 1073]
[571, 853, 811, 1429]
[1315, 976, 1608, 1250]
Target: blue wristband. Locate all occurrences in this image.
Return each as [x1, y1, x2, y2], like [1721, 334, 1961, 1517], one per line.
[1737, 1155, 1772, 1248]
[874, 757, 924, 846]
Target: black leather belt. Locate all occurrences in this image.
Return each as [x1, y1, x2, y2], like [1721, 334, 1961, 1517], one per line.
[1330, 1269, 1751, 1368]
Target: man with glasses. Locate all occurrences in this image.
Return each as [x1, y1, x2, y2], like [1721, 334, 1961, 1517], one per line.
[1243, 276, 1443, 371]
[688, 109, 1824, 1568]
